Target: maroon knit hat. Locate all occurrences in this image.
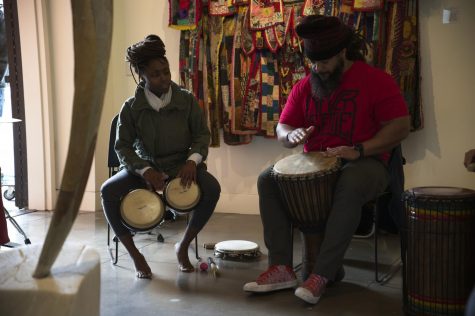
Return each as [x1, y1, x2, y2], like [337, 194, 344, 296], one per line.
[296, 15, 353, 61]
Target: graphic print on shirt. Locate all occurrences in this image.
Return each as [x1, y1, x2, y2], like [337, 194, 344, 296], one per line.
[305, 90, 359, 144]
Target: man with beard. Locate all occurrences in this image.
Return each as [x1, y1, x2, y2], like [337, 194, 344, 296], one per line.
[243, 15, 410, 305]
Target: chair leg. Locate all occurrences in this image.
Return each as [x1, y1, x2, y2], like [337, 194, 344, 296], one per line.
[107, 224, 118, 265]
[374, 203, 401, 284]
[194, 235, 200, 260]
[290, 224, 302, 272]
[185, 213, 200, 260]
[374, 208, 381, 282]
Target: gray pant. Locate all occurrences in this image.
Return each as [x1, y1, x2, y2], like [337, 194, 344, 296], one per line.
[258, 157, 389, 281]
[101, 167, 220, 237]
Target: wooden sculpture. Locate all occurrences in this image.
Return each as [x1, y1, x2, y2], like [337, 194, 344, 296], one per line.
[33, 0, 113, 278]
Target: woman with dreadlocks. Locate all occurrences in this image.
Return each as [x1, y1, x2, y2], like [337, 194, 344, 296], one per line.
[101, 35, 220, 278]
[243, 15, 410, 305]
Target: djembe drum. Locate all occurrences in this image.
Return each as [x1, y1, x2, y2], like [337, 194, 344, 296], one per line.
[402, 187, 475, 316]
[120, 189, 165, 232]
[164, 177, 201, 213]
[272, 152, 341, 230]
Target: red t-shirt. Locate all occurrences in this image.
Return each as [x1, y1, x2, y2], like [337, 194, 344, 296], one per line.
[280, 61, 409, 161]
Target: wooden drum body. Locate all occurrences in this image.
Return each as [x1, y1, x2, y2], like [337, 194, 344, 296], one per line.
[272, 152, 341, 230]
[402, 187, 475, 316]
[120, 189, 165, 232]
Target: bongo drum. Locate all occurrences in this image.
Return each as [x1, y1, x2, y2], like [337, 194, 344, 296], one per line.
[164, 178, 201, 213]
[120, 189, 165, 232]
[214, 240, 261, 260]
[402, 187, 475, 316]
[272, 152, 341, 229]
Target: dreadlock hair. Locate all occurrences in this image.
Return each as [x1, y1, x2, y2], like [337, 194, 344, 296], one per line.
[345, 32, 369, 62]
[126, 34, 168, 85]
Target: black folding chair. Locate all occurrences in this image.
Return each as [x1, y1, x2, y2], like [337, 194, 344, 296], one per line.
[353, 145, 405, 284]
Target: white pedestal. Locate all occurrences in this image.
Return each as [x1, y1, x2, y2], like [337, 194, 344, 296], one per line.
[0, 243, 100, 316]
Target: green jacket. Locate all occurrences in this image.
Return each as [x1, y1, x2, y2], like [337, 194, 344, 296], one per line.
[115, 81, 210, 178]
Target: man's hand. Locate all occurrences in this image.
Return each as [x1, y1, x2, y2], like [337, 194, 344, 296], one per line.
[178, 160, 197, 188]
[287, 126, 315, 146]
[464, 149, 475, 172]
[323, 145, 361, 161]
[143, 168, 168, 191]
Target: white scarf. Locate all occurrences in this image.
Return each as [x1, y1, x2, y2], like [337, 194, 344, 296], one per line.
[144, 85, 172, 112]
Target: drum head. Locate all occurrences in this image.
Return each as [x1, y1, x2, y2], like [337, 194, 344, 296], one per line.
[214, 240, 260, 260]
[214, 240, 259, 253]
[120, 189, 164, 231]
[165, 178, 201, 212]
[273, 152, 339, 176]
[408, 186, 475, 199]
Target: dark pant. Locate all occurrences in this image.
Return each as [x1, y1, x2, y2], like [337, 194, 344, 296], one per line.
[258, 157, 389, 281]
[101, 168, 220, 237]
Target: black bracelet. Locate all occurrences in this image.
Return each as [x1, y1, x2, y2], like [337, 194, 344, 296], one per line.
[353, 143, 364, 159]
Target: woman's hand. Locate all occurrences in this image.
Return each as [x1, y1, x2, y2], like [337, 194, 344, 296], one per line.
[143, 168, 168, 191]
[178, 160, 197, 187]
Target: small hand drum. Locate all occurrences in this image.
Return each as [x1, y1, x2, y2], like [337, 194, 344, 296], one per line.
[272, 152, 341, 230]
[164, 178, 201, 213]
[214, 240, 261, 260]
[120, 189, 165, 232]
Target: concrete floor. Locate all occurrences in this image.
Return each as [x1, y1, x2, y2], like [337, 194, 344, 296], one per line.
[2, 205, 404, 316]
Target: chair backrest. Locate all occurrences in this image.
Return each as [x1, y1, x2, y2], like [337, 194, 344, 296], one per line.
[378, 144, 405, 231]
[108, 114, 120, 176]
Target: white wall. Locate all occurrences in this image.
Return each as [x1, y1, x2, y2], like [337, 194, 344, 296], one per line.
[18, 0, 475, 213]
[403, 0, 475, 191]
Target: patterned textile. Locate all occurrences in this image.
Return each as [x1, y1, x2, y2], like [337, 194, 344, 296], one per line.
[231, 7, 257, 137]
[179, 24, 202, 97]
[302, 0, 325, 16]
[278, 2, 308, 108]
[249, 0, 284, 30]
[241, 51, 262, 130]
[397, 0, 422, 130]
[169, 0, 201, 30]
[352, 0, 383, 12]
[209, 0, 235, 16]
[199, 35, 212, 139]
[260, 50, 280, 137]
[233, 0, 249, 5]
[204, 15, 225, 146]
[172, 0, 422, 147]
[220, 15, 254, 144]
[241, 7, 255, 55]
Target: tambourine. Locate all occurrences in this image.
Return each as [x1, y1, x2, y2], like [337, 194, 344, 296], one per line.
[214, 240, 261, 260]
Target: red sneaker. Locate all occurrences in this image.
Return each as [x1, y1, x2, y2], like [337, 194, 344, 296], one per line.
[294, 273, 327, 304]
[243, 265, 298, 292]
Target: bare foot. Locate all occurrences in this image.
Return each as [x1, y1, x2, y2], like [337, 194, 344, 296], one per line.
[132, 253, 152, 279]
[175, 242, 194, 272]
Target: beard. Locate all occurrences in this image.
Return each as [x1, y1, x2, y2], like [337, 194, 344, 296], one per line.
[310, 57, 344, 100]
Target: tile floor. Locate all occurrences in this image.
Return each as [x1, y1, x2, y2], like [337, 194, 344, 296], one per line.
[2, 204, 404, 316]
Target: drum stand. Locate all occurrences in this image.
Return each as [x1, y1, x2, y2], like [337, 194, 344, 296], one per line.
[2, 206, 31, 247]
[1, 166, 32, 247]
[107, 212, 200, 265]
[107, 224, 165, 265]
